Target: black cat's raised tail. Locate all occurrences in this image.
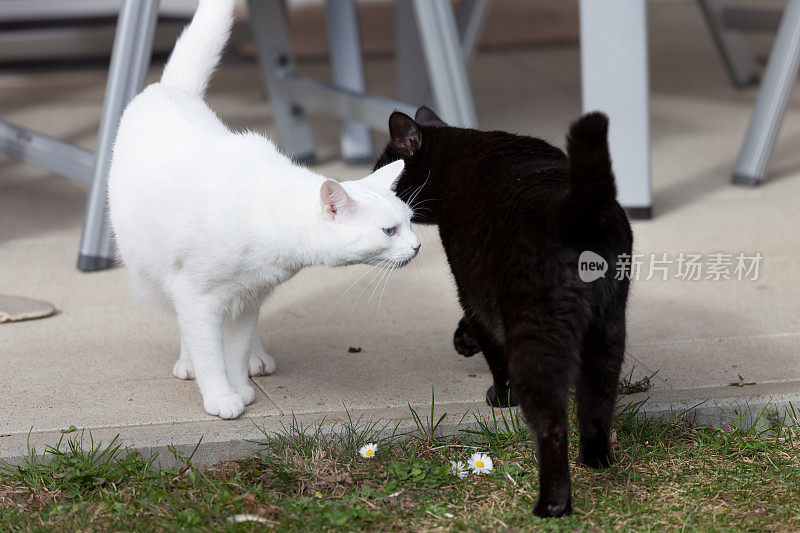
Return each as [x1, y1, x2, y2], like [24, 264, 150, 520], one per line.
[564, 112, 616, 212]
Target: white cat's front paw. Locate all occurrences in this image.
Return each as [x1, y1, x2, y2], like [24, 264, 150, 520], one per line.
[173, 358, 195, 380]
[248, 353, 276, 376]
[203, 393, 245, 419]
[234, 384, 256, 405]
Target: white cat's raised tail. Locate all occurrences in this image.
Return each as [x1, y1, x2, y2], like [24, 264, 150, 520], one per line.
[108, 0, 420, 419]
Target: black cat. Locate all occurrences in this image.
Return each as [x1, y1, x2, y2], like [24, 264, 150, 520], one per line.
[375, 108, 633, 517]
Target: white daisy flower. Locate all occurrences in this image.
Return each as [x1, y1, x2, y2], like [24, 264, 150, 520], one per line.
[450, 460, 469, 479]
[468, 452, 494, 475]
[358, 443, 378, 458]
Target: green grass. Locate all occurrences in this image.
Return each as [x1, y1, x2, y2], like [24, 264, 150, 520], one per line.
[2, 400, 800, 531]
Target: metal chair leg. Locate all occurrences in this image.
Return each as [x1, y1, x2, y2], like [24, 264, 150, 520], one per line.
[396, 0, 431, 108]
[325, 0, 373, 165]
[456, 0, 491, 62]
[732, 0, 800, 187]
[410, 0, 478, 128]
[697, 0, 759, 88]
[126, 0, 159, 101]
[398, 0, 486, 120]
[77, 0, 159, 271]
[248, 0, 316, 164]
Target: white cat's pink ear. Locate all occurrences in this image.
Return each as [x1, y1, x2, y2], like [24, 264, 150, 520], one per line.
[320, 180, 356, 220]
[363, 160, 404, 191]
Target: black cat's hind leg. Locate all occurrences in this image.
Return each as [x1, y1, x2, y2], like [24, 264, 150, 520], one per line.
[504, 302, 584, 518]
[453, 316, 480, 357]
[485, 383, 518, 408]
[576, 306, 626, 469]
[467, 318, 518, 408]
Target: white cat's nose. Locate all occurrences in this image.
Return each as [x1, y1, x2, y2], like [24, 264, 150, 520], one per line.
[413, 243, 421, 252]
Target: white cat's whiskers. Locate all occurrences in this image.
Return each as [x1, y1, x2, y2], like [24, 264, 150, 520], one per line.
[404, 181, 425, 207]
[355, 259, 391, 305]
[335, 254, 384, 304]
[411, 197, 436, 206]
[410, 198, 437, 210]
[377, 259, 400, 313]
[410, 198, 437, 219]
[364, 260, 393, 311]
[396, 182, 418, 199]
[375, 259, 396, 313]
[406, 173, 430, 206]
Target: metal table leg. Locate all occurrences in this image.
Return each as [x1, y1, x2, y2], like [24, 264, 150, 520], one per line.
[579, 0, 651, 219]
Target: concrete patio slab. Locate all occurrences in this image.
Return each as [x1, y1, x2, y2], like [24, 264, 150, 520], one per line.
[2, 1, 800, 465]
[1, 378, 279, 436]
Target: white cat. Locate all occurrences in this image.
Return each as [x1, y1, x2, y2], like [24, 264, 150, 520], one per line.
[108, 0, 420, 419]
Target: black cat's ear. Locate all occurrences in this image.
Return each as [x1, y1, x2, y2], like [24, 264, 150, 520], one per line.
[415, 106, 446, 127]
[389, 111, 421, 156]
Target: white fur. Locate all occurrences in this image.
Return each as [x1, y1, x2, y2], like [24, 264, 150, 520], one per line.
[108, 0, 419, 419]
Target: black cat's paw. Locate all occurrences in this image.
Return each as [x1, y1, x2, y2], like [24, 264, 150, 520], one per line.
[578, 432, 614, 468]
[485, 385, 519, 408]
[578, 445, 615, 469]
[533, 495, 572, 518]
[453, 318, 480, 357]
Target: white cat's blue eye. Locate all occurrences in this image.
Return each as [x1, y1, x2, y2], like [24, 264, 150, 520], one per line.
[383, 227, 397, 237]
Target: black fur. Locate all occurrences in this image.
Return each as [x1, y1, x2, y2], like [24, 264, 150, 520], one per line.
[453, 316, 480, 357]
[375, 108, 633, 518]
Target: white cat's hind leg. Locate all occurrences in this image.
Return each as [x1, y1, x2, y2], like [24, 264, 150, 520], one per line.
[248, 333, 276, 376]
[173, 283, 244, 419]
[172, 332, 195, 380]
